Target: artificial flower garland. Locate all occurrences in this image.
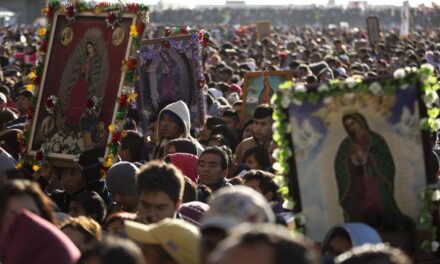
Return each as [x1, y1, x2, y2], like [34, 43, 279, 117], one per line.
[17, 0, 148, 172]
[272, 65, 440, 250]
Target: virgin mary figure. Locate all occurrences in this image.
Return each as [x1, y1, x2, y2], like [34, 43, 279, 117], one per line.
[334, 112, 401, 222]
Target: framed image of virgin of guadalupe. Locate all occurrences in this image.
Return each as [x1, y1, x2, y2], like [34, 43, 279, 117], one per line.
[277, 70, 438, 247]
[26, 3, 147, 166]
[138, 35, 207, 128]
[241, 71, 292, 126]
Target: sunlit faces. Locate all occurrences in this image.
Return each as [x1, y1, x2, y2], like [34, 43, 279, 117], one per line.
[252, 117, 273, 141]
[137, 191, 180, 224]
[198, 153, 227, 187]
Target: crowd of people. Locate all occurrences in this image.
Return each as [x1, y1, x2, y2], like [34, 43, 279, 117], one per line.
[0, 4, 439, 264]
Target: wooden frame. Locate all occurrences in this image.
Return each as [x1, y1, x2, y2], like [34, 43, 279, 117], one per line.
[241, 71, 292, 126]
[284, 77, 436, 244]
[138, 35, 206, 128]
[27, 12, 136, 166]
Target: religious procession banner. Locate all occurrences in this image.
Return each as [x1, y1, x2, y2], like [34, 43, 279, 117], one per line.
[138, 28, 209, 129]
[272, 66, 439, 252]
[21, 1, 148, 167]
[241, 71, 292, 126]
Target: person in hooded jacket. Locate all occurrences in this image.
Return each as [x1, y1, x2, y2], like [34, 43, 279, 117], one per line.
[153, 100, 203, 159]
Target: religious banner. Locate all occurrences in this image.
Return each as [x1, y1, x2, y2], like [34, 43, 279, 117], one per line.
[272, 67, 439, 251]
[241, 71, 292, 126]
[138, 32, 208, 128]
[22, 1, 148, 167]
[366, 16, 380, 45]
[256, 20, 271, 42]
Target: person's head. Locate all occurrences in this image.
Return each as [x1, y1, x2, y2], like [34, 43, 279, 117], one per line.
[125, 218, 200, 264]
[232, 100, 242, 113]
[253, 104, 274, 141]
[241, 119, 254, 140]
[165, 138, 198, 156]
[322, 223, 382, 259]
[159, 110, 185, 140]
[60, 216, 102, 252]
[199, 116, 227, 143]
[137, 161, 184, 224]
[200, 186, 276, 263]
[222, 109, 240, 135]
[147, 115, 158, 144]
[178, 201, 210, 227]
[16, 89, 32, 115]
[118, 130, 144, 162]
[106, 162, 139, 212]
[334, 243, 411, 264]
[342, 113, 370, 139]
[208, 223, 319, 264]
[61, 167, 86, 195]
[103, 212, 137, 237]
[183, 176, 198, 203]
[0, 179, 55, 234]
[78, 236, 146, 264]
[242, 146, 271, 170]
[69, 191, 107, 224]
[243, 170, 279, 202]
[86, 42, 94, 57]
[198, 147, 228, 189]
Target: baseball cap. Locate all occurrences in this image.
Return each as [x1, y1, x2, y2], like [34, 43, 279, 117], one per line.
[125, 218, 200, 264]
[200, 185, 275, 231]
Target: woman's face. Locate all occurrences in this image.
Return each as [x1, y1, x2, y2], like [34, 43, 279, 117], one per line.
[245, 154, 261, 170]
[344, 117, 363, 136]
[2, 195, 40, 233]
[242, 124, 254, 139]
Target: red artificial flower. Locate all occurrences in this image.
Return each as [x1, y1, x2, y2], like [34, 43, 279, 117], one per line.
[199, 31, 204, 42]
[27, 108, 33, 120]
[137, 22, 145, 35]
[39, 41, 47, 53]
[33, 75, 41, 85]
[162, 40, 170, 49]
[107, 13, 117, 24]
[181, 27, 188, 34]
[65, 6, 75, 18]
[126, 58, 137, 71]
[43, 7, 54, 19]
[118, 94, 128, 106]
[126, 3, 139, 13]
[46, 98, 54, 109]
[86, 98, 95, 108]
[112, 132, 121, 143]
[98, 2, 109, 8]
[19, 143, 26, 154]
[164, 27, 171, 37]
[197, 80, 205, 88]
[35, 150, 43, 161]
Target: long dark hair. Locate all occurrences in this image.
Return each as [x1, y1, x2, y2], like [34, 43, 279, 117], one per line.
[342, 112, 372, 138]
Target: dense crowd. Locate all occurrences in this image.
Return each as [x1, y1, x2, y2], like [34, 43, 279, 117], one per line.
[0, 5, 439, 264]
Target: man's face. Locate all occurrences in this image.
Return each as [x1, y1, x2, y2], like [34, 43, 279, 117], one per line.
[112, 192, 138, 212]
[198, 153, 226, 187]
[253, 117, 273, 141]
[199, 123, 212, 142]
[147, 121, 158, 144]
[137, 191, 179, 224]
[209, 243, 274, 264]
[61, 168, 86, 194]
[16, 95, 30, 114]
[160, 114, 183, 140]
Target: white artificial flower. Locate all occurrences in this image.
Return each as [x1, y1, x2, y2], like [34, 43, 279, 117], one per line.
[369, 82, 383, 96]
[53, 143, 61, 153]
[282, 199, 294, 210]
[400, 83, 410, 90]
[295, 83, 306, 93]
[318, 83, 329, 92]
[423, 91, 439, 106]
[393, 68, 406, 79]
[422, 63, 435, 73]
[432, 190, 440, 202]
[272, 148, 279, 160]
[281, 95, 291, 109]
[345, 77, 357, 89]
[272, 162, 281, 171]
[323, 96, 334, 105]
[432, 241, 440, 252]
[295, 213, 306, 225]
